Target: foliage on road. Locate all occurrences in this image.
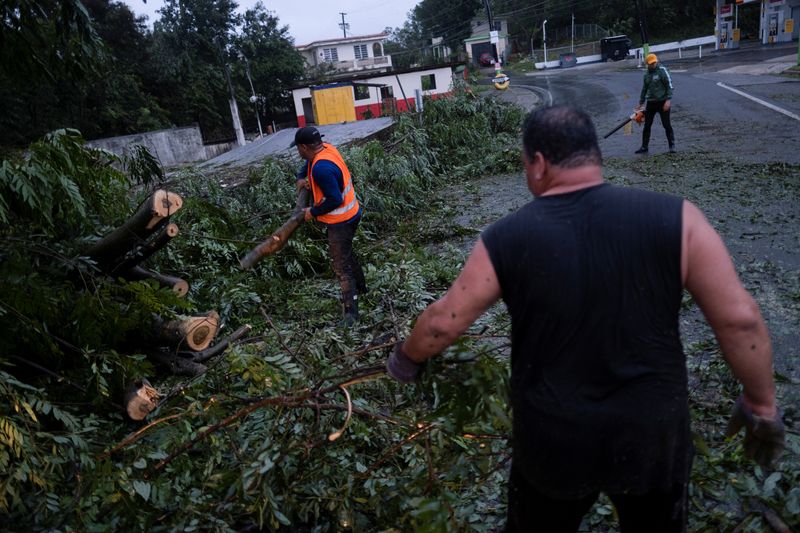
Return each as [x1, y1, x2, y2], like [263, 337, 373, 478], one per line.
[1, 79, 798, 530]
[0, 89, 523, 530]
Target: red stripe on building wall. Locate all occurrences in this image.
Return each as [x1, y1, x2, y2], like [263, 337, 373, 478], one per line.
[300, 91, 454, 126]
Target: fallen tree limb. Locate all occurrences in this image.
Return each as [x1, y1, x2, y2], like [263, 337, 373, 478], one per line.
[148, 349, 208, 376]
[123, 378, 161, 421]
[152, 311, 220, 352]
[88, 190, 183, 267]
[148, 366, 389, 476]
[239, 188, 309, 270]
[98, 413, 183, 460]
[178, 324, 252, 363]
[123, 266, 189, 297]
[110, 222, 179, 275]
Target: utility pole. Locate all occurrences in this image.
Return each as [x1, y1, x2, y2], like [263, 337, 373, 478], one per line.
[543, 19, 548, 64]
[634, 0, 650, 57]
[243, 57, 263, 137]
[223, 62, 246, 147]
[339, 12, 348, 38]
[482, 0, 498, 62]
[571, 13, 575, 52]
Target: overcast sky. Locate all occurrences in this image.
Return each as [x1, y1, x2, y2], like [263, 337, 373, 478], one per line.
[120, 0, 420, 45]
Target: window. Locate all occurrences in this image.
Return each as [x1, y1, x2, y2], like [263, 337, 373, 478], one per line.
[354, 44, 368, 60]
[372, 43, 382, 57]
[421, 74, 436, 91]
[322, 48, 338, 63]
[380, 86, 394, 99]
[354, 85, 370, 101]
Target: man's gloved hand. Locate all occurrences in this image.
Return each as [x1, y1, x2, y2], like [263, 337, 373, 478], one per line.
[726, 396, 785, 468]
[386, 341, 424, 384]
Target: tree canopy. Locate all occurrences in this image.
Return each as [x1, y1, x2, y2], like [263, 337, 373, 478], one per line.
[0, 0, 305, 146]
[385, 0, 715, 65]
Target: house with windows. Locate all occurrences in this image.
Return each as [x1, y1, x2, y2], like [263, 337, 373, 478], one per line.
[296, 32, 392, 74]
[463, 17, 510, 65]
[290, 64, 459, 127]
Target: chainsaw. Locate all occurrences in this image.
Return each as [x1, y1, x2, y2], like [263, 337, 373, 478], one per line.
[603, 108, 645, 139]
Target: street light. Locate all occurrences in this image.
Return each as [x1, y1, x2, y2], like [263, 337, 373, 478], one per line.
[543, 19, 548, 65]
[243, 56, 264, 137]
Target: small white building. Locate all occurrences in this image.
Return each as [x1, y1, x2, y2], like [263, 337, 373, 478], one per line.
[463, 18, 510, 65]
[296, 33, 392, 74]
[290, 64, 459, 127]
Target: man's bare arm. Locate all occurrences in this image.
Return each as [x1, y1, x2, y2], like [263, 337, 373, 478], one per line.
[403, 238, 502, 363]
[681, 201, 777, 417]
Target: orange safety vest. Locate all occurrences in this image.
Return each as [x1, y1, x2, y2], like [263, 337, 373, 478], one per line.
[307, 143, 360, 224]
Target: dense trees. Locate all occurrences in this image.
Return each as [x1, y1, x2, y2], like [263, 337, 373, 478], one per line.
[0, 0, 304, 146]
[385, 0, 715, 64]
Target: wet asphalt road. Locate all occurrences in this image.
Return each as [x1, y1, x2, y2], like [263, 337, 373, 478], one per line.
[506, 42, 800, 163]
[478, 45, 800, 397]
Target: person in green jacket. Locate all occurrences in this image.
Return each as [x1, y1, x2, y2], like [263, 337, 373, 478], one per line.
[636, 53, 675, 154]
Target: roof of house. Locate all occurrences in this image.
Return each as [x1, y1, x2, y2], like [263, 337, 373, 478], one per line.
[289, 61, 464, 90]
[296, 32, 389, 51]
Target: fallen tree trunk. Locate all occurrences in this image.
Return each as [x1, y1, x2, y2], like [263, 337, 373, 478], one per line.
[123, 378, 161, 421]
[239, 188, 309, 270]
[88, 190, 183, 268]
[149, 324, 253, 377]
[123, 266, 189, 297]
[110, 223, 179, 275]
[178, 324, 253, 363]
[152, 311, 220, 352]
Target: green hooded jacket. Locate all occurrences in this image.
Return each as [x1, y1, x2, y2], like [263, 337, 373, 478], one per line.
[639, 64, 673, 104]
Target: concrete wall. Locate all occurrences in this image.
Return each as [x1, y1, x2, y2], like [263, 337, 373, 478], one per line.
[87, 125, 208, 167]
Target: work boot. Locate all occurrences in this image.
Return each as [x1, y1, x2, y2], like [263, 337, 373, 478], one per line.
[635, 146, 648, 154]
[340, 295, 359, 327]
[669, 144, 677, 153]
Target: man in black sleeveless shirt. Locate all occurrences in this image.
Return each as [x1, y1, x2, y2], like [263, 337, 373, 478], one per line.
[385, 106, 784, 531]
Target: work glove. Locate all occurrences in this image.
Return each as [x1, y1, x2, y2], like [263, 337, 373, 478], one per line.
[726, 396, 785, 468]
[386, 341, 424, 384]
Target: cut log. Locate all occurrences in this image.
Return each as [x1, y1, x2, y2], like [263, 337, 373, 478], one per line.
[178, 324, 252, 363]
[123, 378, 161, 421]
[239, 188, 309, 270]
[153, 311, 220, 352]
[88, 190, 183, 268]
[110, 223, 179, 274]
[123, 266, 189, 297]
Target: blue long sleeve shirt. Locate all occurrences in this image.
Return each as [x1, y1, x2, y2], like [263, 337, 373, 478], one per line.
[297, 160, 361, 225]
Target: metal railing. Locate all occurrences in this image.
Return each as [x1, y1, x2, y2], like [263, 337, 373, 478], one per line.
[547, 23, 610, 45]
[533, 41, 601, 63]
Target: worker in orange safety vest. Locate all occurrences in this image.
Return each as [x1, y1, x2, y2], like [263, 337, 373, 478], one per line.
[292, 126, 366, 326]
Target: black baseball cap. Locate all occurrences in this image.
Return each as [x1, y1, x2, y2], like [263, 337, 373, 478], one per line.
[290, 126, 324, 147]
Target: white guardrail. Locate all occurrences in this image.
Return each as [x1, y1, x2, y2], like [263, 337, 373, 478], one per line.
[534, 35, 716, 70]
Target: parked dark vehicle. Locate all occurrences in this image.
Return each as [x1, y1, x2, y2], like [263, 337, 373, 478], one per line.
[600, 35, 632, 61]
[478, 52, 495, 66]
